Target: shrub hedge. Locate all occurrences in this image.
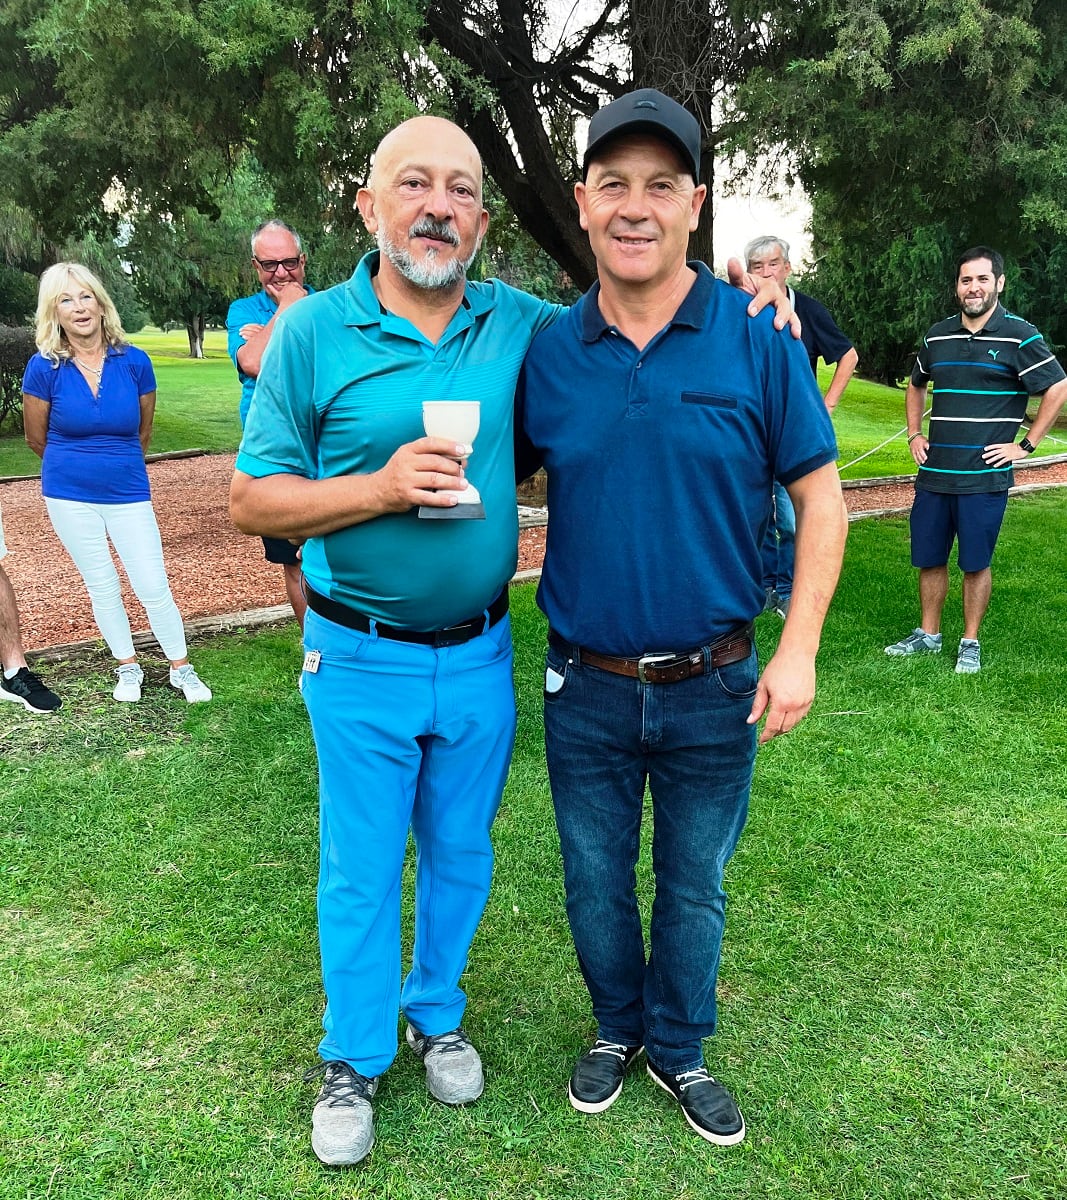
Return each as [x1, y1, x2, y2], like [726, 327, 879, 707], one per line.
[0, 325, 35, 435]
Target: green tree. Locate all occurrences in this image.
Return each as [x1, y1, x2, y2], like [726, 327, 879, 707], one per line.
[123, 163, 276, 357]
[733, 0, 1067, 381]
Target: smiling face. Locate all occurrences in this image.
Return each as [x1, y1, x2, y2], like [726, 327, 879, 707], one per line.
[55, 277, 105, 344]
[357, 117, 489, 294]
[956, 257, 1004, 325]
[251, 226, 306, 290]
[575, 134, 706, 294]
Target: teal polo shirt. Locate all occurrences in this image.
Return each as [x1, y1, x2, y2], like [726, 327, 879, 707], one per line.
[227, 287, 316, 425]
[236, 251, 561, 629]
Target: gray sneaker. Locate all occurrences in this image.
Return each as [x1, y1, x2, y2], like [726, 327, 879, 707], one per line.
[113, 663, 144, 702]
[305, 1061, 378, 1166]
[169, 663, 212, 703]
[773, 592, 791, 619]
[885, 628, 942, 657]
[955, 639, 981, 674]
[405, 1024, 484, 1104]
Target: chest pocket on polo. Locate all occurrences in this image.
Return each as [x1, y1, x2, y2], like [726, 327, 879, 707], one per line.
[681, 392, 739, 408]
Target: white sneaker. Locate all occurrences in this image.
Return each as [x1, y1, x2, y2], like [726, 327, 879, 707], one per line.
[113, 663, 144, 702]
[169, 663, 212, 703]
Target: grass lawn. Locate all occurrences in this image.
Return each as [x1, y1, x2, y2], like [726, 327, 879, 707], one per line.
[2, 493, 1065, 1199]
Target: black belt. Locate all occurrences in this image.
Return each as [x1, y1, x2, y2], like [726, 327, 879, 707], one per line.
[551, 625, 753, 685]
[305, 583, 508, 647]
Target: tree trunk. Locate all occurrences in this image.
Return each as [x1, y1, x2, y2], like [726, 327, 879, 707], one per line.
[630, 0, 719, 269]
[186, 314, 205, 359]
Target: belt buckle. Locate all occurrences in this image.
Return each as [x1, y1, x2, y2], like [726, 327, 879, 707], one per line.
[433, 620, 476, 648]
[637, 652, 680, 684]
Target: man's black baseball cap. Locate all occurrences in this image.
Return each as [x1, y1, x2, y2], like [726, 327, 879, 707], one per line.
[583, 88, 701, 181]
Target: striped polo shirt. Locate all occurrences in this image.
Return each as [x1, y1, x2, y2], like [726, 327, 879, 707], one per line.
[911, 303, 1065, 494]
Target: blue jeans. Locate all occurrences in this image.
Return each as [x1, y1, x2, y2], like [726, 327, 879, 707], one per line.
[543, 634, 757, 1074]
[760, 481, 796, 598]
[302, 607, 516, 1077]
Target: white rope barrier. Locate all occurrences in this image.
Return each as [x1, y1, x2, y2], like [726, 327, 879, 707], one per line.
[837, 408, 931, 475]
[837, 411, 1063, 475]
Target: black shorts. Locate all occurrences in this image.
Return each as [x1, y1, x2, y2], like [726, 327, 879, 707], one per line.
[262, 535, 301, 566]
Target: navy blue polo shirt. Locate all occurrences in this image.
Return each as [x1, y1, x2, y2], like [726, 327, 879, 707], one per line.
[911, 302, 1066, 494]
[793, 289, 853, 376]
[517, 263, 838, 655]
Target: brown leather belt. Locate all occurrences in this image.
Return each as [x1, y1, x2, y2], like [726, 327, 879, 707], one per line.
[565, 625, 753, 685]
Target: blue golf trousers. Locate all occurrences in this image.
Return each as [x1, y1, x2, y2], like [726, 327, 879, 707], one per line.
[301, 606, 516, 1078]
[543, 635, 757, 1074]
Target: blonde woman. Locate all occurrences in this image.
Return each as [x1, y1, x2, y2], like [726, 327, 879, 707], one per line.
[21, 263, 211, 703]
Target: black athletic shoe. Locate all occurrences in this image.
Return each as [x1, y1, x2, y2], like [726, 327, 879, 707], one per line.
[568, 1040, 643, 1113]
[647, 1060, 746, 1145]
[0, 667, 61, 713]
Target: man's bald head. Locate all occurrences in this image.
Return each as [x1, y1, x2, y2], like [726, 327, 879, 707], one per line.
[358, 115, 489, 294]
[368, 116, 484, 199]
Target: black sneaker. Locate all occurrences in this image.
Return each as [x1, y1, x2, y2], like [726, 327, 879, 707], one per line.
[0, 667, 61, 713]
[568, 1039, 643, 1113]
[647, 1060, 746, 1145]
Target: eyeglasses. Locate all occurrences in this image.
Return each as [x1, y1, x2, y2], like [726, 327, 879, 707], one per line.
[254, 256, 302, 273]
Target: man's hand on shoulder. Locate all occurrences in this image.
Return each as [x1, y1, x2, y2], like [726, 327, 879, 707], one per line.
[239, 322, 265, 341]
[726, 257, 802, 339]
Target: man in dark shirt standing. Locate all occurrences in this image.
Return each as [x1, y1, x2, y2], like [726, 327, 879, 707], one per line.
[745, 236, 857, 617]
[885, 246, 1067, 672]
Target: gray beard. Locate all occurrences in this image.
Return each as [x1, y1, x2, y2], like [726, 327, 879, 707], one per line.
[377, 228, 480, 291]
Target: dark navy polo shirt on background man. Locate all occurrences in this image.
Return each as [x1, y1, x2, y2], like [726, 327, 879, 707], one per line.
[517, 262, 839, 657]
[790, 288, 854, 376]
[911, 302, 1066, 494]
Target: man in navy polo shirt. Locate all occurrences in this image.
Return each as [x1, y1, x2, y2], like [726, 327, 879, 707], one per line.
[227, 219, 313, 627]
[517, 90, 848, 1145]
[885, 246, 1067, 673]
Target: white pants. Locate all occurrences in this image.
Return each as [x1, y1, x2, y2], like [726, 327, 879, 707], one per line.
[45, 498, 187, 662]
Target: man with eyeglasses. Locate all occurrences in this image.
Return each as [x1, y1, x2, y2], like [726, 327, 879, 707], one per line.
[226, 219, 314, 626]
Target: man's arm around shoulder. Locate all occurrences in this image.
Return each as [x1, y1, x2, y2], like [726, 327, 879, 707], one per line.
[748, 461, 847, 744]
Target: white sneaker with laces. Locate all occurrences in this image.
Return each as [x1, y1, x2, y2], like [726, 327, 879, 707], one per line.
[113, 663, 144, 702]
[170, 664, 212, 703]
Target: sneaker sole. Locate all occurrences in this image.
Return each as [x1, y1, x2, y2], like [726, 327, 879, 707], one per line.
[568, 1078, 624, 1114]
[646, 1064, 746, 1147]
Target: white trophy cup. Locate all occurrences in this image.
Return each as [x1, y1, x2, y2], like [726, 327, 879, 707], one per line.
[418, 400, 485, 520]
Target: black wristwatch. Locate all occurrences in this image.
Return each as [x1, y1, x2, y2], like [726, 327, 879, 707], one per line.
[1019, 437, 1036, 454]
